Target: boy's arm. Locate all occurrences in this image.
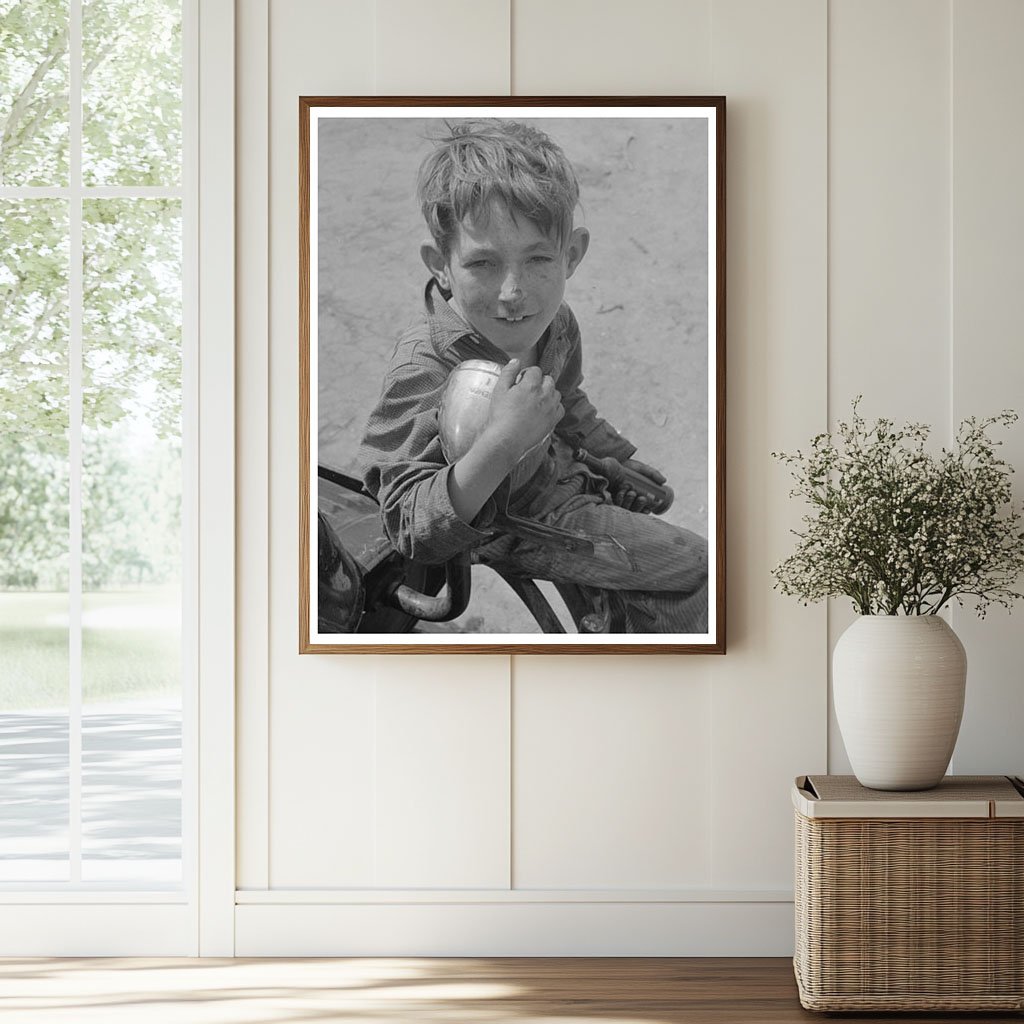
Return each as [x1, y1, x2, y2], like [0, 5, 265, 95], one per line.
[448, 360, 564, 523]
[359, 361, 497, 565]
[359, 359, 563, 564]
[553, 307, 637, 462]
[552, 308, 675, 513]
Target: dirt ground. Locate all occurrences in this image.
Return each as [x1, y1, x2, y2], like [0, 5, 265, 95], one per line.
[316, 114, 709, 633]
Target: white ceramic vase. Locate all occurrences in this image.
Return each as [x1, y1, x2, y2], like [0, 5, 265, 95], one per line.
[833, 615, 967, 791]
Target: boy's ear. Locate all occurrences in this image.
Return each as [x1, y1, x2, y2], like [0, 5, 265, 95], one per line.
[564, 226, 590, 279]
[420, 242, 451, 290]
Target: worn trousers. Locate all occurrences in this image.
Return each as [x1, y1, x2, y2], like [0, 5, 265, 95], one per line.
[476, 444, 709, 633]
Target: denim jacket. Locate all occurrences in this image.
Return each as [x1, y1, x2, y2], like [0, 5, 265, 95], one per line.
[357, 280, 636, 565]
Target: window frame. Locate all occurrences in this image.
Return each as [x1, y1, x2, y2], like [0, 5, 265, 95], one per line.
[0, 0, 235, 956]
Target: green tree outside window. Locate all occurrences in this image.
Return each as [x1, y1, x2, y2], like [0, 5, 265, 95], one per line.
[1, 0, 183, 708]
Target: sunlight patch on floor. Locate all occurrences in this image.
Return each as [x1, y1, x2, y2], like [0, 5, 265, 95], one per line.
[0, 958, 681, 1023]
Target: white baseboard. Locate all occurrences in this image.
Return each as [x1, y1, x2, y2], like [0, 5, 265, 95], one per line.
[0, 904, 196, 956]
[235, 898, 795, 956]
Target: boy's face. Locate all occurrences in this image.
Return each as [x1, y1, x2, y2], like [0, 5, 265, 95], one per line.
[422, 199, 589, 359]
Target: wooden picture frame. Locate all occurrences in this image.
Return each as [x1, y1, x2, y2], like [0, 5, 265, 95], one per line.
[300, 97, 725, 653]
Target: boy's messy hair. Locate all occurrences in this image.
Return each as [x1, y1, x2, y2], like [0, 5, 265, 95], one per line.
[417, 119, 580, 256]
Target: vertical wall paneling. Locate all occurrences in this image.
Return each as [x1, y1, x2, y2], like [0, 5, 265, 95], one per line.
[510, 1, 719, 895]
[828, 0, 950, 421]
[366, 0, 515, 892]
[513, 658, 713, 889]
[375, 661, 511, 888]
[949, 0, 1024, 777]
[512, 0, 712, 95]
[236, 0, 270, 892]
[374, 0, 511, 95]
[266, 0, 377, 888]
[709, 0, 828, 889]
[827, 0, 952, 773]
[270, 664, 378, 886]
[233, 0, 1024, 955]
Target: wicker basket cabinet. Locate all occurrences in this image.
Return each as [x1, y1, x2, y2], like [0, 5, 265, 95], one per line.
[793, 775, 1024, 1012]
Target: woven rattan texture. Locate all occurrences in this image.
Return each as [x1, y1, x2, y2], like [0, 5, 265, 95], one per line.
[794, 812, 1024, 1011]
[805, 774, 1023, 803]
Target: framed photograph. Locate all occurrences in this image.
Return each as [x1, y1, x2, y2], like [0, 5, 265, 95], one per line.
[301, 97, 725, 654]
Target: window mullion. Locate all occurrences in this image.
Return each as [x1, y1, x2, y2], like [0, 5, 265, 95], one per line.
[68, 0, 83, 886]
[181, 0, 200, 910]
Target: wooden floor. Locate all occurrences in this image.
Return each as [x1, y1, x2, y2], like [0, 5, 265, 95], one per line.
[0, 957, 1020, 1023]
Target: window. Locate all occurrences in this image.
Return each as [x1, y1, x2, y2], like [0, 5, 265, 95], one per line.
[1, 0, 192, 890]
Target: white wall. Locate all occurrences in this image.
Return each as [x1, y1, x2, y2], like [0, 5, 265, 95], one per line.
[234, 0, 1024, 955]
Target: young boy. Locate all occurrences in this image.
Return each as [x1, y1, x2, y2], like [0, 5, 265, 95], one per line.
[357, 120, 707, 632]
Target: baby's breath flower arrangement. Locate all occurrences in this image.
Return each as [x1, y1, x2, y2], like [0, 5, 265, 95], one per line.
[772, 400, 1024, 617]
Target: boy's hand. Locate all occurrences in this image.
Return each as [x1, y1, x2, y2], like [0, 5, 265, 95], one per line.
[447, 359, 562, 526]
[483, 359, 564, 461]
[614, 458, 669, 514]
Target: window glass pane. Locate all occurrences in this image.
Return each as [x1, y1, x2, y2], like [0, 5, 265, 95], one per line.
[0, 0, 70, 186]
[81, 198, 181, 883]
[81, 686, 181, 883]
[0, 704, 69, 881]
[82, 0, 181, 186]
[0, 198, 70, 880]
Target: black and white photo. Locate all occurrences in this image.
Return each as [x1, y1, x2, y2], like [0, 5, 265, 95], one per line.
[301, 98, 725, 653]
